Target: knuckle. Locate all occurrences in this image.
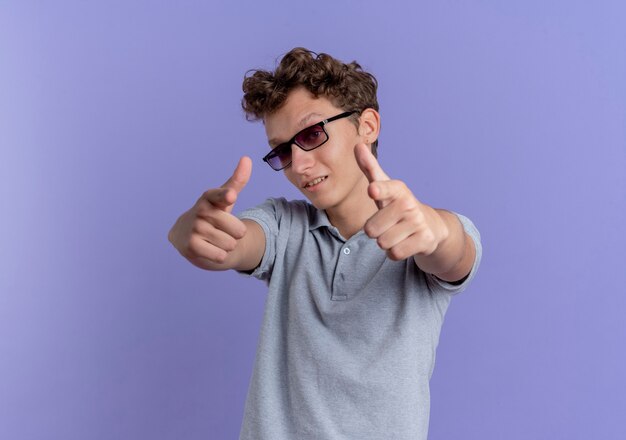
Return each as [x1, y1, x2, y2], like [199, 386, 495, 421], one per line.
[387, 248, 403, 261]
[237, 223, 248, 239]
[223, 236, 237, 252]
[194, 204, 212, 218]
[376, 237, 389, 250]
[411, 208, 425, 224]
[198, 192, 213, 208]
[420, 231, 437, 255]
[440, 222, 451, 242]
[366, 228, 378, 239]
[428, 244, 438, 255]
[363, 222, 376, 238]
[399, 198, 414, 212]
[191, 219, 208, 235]
[185, 237, 202, 258]
[407, 213, 422, 229]
[213, 251, 228, 264]
[391, 180, 406, 193]
[202, 188, 219, 200]
[231, 219, 246, 239]
[423, 229, 436, 245]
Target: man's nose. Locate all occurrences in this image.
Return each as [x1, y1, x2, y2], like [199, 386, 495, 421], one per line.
[290, 143, 314, 174]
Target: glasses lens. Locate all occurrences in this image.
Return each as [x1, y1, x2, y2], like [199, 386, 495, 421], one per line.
[265, 124, 329, 170]
[267, 144, 291, 170]
[295, 125, 326, 150]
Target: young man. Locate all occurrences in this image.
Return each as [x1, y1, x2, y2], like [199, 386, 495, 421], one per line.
[168, 48, 482, 440]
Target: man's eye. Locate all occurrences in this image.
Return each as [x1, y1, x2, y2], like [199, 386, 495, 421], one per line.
[274, 144, 290, 158]
[302, 127, 323, 143]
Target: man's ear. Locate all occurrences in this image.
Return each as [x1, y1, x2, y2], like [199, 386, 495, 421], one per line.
[358, 108, 380, 147]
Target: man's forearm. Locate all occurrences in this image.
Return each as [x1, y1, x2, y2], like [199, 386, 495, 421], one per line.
[413, 209, 476, 282]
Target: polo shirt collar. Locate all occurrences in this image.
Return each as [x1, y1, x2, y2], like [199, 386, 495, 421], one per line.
[308, 208, 332, 231]
[309, 208, 364, 243]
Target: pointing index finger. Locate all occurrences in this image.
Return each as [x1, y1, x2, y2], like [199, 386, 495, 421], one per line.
[354, 143, 390, 183]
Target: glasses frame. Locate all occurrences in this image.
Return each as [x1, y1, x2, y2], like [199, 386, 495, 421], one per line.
[262, 111, 358, 171]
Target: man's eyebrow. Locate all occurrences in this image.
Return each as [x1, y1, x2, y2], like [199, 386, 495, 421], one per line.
[268, 112, 324, 148]
[298, 112, 323, 128]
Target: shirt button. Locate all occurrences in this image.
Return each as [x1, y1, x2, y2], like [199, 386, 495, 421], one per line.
[343, 248, 351, 255]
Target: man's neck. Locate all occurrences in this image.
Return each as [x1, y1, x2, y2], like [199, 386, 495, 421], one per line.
[324, 179, 378, 240]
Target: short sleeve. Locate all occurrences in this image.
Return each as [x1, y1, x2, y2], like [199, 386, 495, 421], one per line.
[425, 212, 482, 295]
[235, 198, 282, 281]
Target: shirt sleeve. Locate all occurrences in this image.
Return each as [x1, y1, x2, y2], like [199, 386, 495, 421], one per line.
[425, 212, 482, 295]
[235, 198, 282, 281]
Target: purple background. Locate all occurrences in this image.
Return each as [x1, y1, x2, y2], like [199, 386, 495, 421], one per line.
[1, 1, 625, 439]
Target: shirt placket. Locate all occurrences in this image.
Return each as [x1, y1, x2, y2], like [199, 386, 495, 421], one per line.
[330, 234, 363, 301]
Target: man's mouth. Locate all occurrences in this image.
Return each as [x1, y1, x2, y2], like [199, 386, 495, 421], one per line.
[304, 176, 328, 188]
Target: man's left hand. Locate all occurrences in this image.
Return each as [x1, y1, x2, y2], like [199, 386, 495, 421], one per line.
[354, 143, 449, 261]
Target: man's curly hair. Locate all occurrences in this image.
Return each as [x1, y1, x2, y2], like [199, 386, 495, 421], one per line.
[242, 47, 380, 156]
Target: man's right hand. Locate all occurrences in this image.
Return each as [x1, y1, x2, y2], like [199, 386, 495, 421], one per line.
[168, 156, 261, 270]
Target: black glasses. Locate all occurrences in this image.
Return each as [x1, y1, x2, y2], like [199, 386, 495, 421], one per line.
[262, 111, 358, 171]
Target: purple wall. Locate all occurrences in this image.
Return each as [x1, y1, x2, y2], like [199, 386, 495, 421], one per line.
[1, 1, 625, 439]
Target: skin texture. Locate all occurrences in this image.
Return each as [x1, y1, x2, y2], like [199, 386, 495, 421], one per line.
[169, 87, 475, 281]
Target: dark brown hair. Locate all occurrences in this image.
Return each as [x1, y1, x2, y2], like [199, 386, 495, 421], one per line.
[242, 47, 380, 155]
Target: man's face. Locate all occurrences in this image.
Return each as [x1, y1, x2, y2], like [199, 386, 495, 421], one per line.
[263, 87, 372, 213]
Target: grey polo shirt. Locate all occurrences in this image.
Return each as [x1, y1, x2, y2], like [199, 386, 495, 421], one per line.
[237, 197, 482, 440]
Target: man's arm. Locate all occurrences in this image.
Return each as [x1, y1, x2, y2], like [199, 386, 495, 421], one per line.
[354, 144, 477, 282]
[412, 208, 476, 282]
[174, 218, 266, 272]
[168, 156, 266, 272]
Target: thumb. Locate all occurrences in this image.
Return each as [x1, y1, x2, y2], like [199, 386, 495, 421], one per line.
[215, 156, 252, 213]
[222, 156, 252, 194]
[354, 143, 389, 183]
